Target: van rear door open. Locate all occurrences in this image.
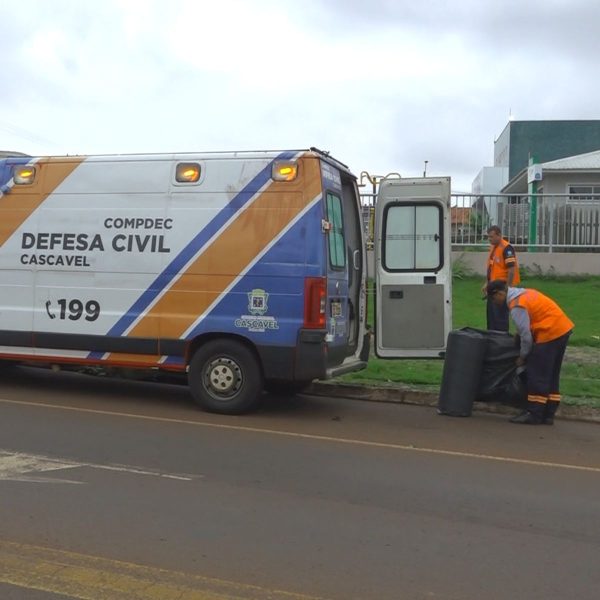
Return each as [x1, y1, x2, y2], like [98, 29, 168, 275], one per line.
[374, 177, 452, 358]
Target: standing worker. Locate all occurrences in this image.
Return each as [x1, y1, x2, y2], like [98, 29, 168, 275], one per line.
[486, 280, 574, 425]
[481, 226, 520, 331]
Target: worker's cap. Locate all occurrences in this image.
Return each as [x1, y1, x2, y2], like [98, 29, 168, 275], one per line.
[486, 279, 507, 296]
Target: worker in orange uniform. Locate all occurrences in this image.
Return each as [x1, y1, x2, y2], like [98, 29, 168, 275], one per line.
[481, 226, 520, 331]
[486, 280, 574, 425]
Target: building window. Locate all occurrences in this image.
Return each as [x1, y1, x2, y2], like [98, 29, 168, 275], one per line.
[567, 185, 600, 205]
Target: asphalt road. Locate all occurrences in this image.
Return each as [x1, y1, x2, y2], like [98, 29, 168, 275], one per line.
[0, 365, 599, 600]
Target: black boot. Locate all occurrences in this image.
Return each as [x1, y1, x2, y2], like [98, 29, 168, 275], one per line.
[543, 401, 560, 425]
[510, 401, 544, 425]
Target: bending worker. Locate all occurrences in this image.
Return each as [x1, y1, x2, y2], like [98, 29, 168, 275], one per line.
[481, 226, 520, 331]
[486, 280, 573, 425]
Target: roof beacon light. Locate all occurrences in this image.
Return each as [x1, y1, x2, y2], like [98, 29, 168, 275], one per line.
[272, 160, 298, 182]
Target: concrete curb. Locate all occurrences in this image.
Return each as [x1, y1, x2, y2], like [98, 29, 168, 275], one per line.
[306, 382, 600, 424]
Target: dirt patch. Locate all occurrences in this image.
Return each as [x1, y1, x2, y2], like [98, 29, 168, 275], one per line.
[564, 346, 600, 364]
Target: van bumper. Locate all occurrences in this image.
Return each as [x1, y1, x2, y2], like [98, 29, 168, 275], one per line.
[257, 329, 328, 382]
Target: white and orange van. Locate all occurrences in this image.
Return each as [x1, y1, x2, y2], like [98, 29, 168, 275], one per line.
[0, 149, 451, 413]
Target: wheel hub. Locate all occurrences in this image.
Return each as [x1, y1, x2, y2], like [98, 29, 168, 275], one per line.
[204, 357, 242, 398]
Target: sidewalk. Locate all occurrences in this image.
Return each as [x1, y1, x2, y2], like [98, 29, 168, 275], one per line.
[307, 381, 600, 424]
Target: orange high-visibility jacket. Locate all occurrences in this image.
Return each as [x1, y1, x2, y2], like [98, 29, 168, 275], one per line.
[487, 238, 520, 284]
[508, 289, 574, 343]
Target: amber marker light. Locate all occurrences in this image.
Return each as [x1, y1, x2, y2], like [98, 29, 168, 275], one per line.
[13, 166, 36, 184]
[272, 160, 298, 181]
[175, 163, 201, 183]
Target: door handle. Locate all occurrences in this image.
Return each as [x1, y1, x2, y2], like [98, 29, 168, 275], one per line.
[389, 290, 404, 299]
[353, 249, 360, 270]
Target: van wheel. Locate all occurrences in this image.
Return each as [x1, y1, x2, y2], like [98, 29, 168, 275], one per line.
[188, 340, 263, 414]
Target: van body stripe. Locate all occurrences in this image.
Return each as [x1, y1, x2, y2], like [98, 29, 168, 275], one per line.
[103, 155, 322, 363]
[97, 151, 297, 345]
[182, 192, 322, 340]
[0, 157, 84, 247]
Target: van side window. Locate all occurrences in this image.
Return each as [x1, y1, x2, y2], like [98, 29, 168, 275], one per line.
[175, 163, 201, 183]
[383, 203, 442, 271]
[326, 192, 346, 269]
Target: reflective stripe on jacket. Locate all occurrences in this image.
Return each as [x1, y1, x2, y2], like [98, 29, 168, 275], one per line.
[487, 238, 520, 284]
[508, 289, 574, 344]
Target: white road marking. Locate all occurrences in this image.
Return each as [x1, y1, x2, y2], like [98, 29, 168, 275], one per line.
[0, 452, 82, 484]
[80, 462, 195, 480]
[0, 450, 197, 483]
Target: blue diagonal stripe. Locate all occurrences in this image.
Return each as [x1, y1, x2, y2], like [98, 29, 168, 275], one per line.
[88, 151, 297, 359]
[0, 156, 33, 194]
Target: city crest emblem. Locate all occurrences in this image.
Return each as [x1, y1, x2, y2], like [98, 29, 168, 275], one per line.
[248, 289, 269, 316]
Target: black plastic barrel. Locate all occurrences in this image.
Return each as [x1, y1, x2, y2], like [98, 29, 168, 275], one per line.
[438, 328, 487, 417]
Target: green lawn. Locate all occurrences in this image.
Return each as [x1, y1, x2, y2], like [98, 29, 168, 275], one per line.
[344, 276, 600, 405]
[450, 276, 600, 347]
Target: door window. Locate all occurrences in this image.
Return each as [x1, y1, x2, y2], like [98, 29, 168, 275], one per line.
[326, 193, 346, 269]
[383, 203, 442, 271]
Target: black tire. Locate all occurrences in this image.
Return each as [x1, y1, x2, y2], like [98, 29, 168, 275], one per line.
[264, 380, 312, 396]
[188, 339, 263, 414]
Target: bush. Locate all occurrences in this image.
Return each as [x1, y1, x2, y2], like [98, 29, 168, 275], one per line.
[519, 262, 593, 282]
[452, 254, 475, 279]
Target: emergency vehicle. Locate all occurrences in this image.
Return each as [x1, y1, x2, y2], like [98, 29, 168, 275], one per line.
[0, 149, 451, 413]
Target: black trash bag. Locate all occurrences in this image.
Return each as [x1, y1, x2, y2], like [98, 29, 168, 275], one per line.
[475, 329, 521, 402]
[438, 328, 487, 417]
[500, 368, 527, 408]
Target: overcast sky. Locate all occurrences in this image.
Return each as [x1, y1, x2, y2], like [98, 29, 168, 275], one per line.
[2, 0, 599, 192]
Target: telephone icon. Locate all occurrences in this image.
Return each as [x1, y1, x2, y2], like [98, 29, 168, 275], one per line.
[45, 300, 56, 319]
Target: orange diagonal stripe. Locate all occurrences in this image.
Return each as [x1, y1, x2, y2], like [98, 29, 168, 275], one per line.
[0, 157, 84, 247]
[107, 156, 323, 361]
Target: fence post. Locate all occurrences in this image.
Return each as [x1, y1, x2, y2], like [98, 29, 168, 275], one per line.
[548, 197, 554, 253]
[528, 156, 538, 251]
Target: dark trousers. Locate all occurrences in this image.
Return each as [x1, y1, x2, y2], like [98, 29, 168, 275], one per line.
[487, 296, 509, 331]
[526, 331, 572, 401]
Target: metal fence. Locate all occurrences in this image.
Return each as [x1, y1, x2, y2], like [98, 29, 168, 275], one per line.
[359, 192, 376, 249]
[360, 192, 600, 252]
